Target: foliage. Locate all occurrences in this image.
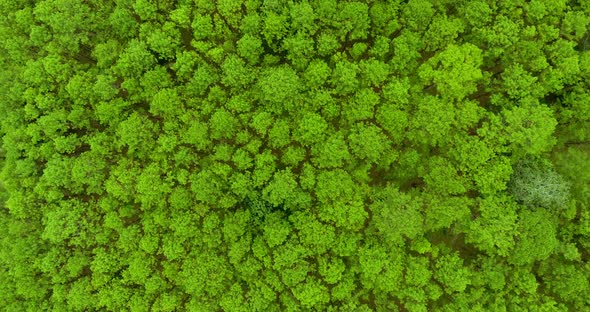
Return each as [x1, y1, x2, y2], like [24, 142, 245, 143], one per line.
[0, 0, 589, 310]
[508, 157, 571, 209]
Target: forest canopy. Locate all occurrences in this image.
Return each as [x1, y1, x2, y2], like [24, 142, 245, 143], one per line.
[1, 0, 590, 311]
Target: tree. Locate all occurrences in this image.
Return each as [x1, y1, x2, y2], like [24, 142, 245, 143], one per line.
[289, 1, 317, 34]
[303, 59, 331, 89]
[418, 43, 483, 100]
[508, 157, 571, 209]
[209, 108, 239, 140]
[347, 123, 389, 163]
[2, 1, 590, 310]
[369, 185, 424, 245]
[113, 40, 157, 78]
[480, 101, 558, 156]
[257, 65, 302, 113]
[262, 11, 289, 52]
[508, 209, 559, 266]
[311, 131, 351, 169]
[222, 54, 257, 90]
[465, 195, 518, 256]
[335, 1, 369, 40]
[237, 34, 263, 65]
[330, 59, 359, 95]
[434, 252, 471, 294]
[142, 22, 181, 60]
[407, 95, 455, 146]
[423, 15, 465, 52]
[342, 88, 380, 124]
[294, 112, 328, 146]
[283, 31, 315, 70]
[116, 112, 159, 158]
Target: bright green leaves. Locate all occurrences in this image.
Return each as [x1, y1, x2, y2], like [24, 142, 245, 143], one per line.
[216, 0, 244, 29]
[318, 256, 345, 285]
[434, 253, 471, 293]
[501, 64, 542, 100]
[408, 96, 454, 146]
[473, 156, 513, 195]
[316, 31, 340, 57]
[358, 243, 404, 293]
[41, 200, 85, 244]
[262, 211, 291, 248]
[508, 209, 559, 266]
[262, 11, 289, 51]
[423, 15, 465, 52]
[72, 152, 107, 194]
[258, 65, 302, 113]
[347, 123, 389, 163]
[419, 43, 483, 100]
[262, 169, 299, 209]
[192, 13, 214, 40]
[142, 22, 181, 60]
[180, 251, 231, 298]
[292, 276, 330, 309]
[335, 2, 370, 40]
[113, 40, 156, 78]
[311, 132, 351, 169]
[223, 209, 251, 244]
[294, 112, 328, 146]
[150, 88, 183, 119]
[210, 108, 239, 140]
[141, 66, 174, 99]
[291, 211, 335, 255]
[253, 150, 277, 188]
[401, 255, 432, 300]
[538, 262, 590, 306]
[222, 54, 257, 90]
[116, 112, 159, 157]
[237, 34, 263, 64]
[561, 11, 590, 41]
[315, 169, 367, 230]
[370, 185, 423, 245]
[250, 111, 274, 136]
[481, 102, 558, 156]
[303, 59, 331, 89]
[330, 59, 360, 95]
[133, 0, 158, 21]
[449, 135, 494, 173]
[466, 195, 518, 256]
[123, 251, 153, 284]
[422, 156, 467, 195]
[423, 195, 471, 231]
[169, 5, 192, 27]
[32, 0, 97, 54]
[3, 1, 590, 311]
[136, 163, 172, 209]
[342, 88, 379, 123]
[360, 58, 390, 87]
[401, 0, 434, 31]
[283, 32, 315, 70]
[369, 2, 400, 37]
[172, 51, 198, 82]
[190, 169, 224, 206]
[552, 146, 590, 210]
[315, 170, 354, 205]
[268, 119, 291, 149]
[290, 1, 317, 34]
[183, 120, 210, 151]
[92, 74, 119, 101]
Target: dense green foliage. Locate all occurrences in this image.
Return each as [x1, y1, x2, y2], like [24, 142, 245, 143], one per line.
[1, 0, 590, 311]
